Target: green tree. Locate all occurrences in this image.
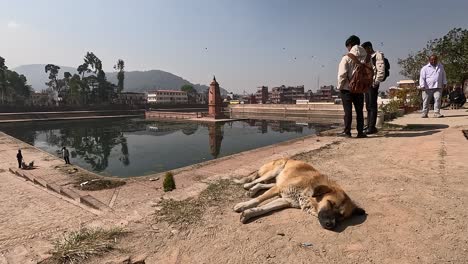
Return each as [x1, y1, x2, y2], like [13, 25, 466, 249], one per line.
[181, 84, 197, 104]
[45, 64, 61, 105]
[113, 59, 125, 94]
[398, 28, 468, 87]
[398, 49, 430, 82]
[80, 52, 116, 103]
[0, 56, 7, 104]
[4, 70, 32, 104]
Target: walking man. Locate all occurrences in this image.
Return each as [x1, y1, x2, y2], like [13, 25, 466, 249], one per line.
[419, 55, 447, 118]
[337, 35, 369, 138]
[361, 41, 387, 134]
[16, 149, 23, 168]
[62, 147, 70, 164]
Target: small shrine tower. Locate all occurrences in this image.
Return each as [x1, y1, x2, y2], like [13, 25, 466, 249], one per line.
[208, 76, 224, 119]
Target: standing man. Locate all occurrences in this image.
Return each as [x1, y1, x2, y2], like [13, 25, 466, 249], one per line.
[16, 149, 23, 168]
[337, 35, 369, 138]
[62, 146, 70, 164]
[361, 41, 386, 134]
[419, 55, 447, 118]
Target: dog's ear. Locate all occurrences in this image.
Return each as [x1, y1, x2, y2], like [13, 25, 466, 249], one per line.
[353, 207, 366, 216]
[312, 185, 332, 197]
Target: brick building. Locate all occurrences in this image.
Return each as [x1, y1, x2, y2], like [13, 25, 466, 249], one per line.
[309, 85, 338, 102]
[115, 92, 147, 105]
[255, 86, 269, 104]
[270, 85, 305, 104]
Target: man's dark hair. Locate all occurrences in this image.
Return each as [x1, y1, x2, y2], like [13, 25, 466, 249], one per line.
[345, 35, 360, 47]
[361, 41, 373, 49]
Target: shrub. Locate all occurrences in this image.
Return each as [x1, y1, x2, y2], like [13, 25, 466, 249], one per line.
[163, 172, 176, 192]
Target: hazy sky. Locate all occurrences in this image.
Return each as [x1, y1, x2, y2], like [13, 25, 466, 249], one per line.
[1, 0, 467, 93]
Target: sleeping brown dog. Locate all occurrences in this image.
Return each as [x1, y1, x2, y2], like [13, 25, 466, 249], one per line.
[233, 159, 365, 229]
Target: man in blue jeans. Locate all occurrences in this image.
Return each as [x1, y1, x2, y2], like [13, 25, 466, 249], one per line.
[419, 55, 447, 118]
[337, 35, 369, 138]
[361, 41, 387, 134]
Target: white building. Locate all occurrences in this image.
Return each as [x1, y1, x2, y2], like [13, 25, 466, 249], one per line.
[147, 90, 188, 104]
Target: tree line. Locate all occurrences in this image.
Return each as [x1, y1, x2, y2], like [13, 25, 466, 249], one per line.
[0, 56, 32, 105]
[0, 52, 125, 106]
[45, 52, 125, 105]
[398, 28, 468, 87]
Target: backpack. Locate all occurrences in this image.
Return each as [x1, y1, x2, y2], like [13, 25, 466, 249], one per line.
[372, 53, 390, 82]
[347, 53, 374, 94]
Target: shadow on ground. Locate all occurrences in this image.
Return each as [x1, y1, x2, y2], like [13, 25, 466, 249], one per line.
[332, 213, 368, 233]
[384, 130, 441, 138]
[383, 123, 449, 138]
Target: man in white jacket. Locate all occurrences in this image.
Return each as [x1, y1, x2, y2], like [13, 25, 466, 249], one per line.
[361, 41, 386, 134]
[337, 35, 370, 138]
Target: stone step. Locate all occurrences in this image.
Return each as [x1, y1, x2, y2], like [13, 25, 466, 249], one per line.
[8, 167, 109, 211]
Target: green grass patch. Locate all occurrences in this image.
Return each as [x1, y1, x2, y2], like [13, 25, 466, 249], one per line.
[44, 227, 126, 264]
[157, 179, 244, 226]
[54, 165, 126, 191]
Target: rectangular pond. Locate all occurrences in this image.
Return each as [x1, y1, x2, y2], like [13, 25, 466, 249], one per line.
[0, 118, 337, 177]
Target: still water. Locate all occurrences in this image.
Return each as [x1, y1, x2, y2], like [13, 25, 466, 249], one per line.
[0, 118, 335, 177]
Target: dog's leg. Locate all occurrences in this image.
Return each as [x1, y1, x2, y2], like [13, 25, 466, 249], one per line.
[240, 198, 292, 224]
[247, 183, 276, 197]
[234, 186, 280, 212]
[243, 167, 283, 190]
[233, 171, 259, 184]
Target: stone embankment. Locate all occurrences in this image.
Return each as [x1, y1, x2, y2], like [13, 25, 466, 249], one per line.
[229, 103, 359, 123]
[0, 110, 144, 123]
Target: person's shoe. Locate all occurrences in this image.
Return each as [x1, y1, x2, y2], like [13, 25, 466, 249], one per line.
[433, 113, 444, 118]
[337, 131, 351, 138]
[356, 133, 368, 138]
[365, 127, 379, 135]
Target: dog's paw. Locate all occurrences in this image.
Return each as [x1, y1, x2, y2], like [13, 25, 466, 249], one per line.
[240, 211, 249, 224]
[233, 178, 246, 184]
[247, 189, 257, 198]
[243, 182, 255, 190]
[233, 202, 247, 213]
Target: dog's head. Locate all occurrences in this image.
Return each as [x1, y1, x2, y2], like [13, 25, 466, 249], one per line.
[311, 184, 365, 230]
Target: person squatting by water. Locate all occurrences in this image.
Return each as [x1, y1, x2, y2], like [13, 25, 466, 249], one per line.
[16, 149, 23, 168]
[361, 41, 387, 135]
[62, 146, 70, 165]
[337, 35, 370, 138]
[419, 55, 447, 118]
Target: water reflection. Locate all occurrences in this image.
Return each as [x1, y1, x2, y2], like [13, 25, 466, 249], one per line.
[0, 118, 330, 177]
[208, 123, 224, 158]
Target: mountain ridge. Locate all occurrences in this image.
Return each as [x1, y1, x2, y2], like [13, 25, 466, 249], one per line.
[13, 64, 227, 95]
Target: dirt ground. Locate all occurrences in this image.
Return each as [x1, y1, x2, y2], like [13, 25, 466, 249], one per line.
[1, 110, 468, 263]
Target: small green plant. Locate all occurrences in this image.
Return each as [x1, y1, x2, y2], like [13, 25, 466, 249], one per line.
[163, 171, 176, 192]
[380, 99, 404, 121]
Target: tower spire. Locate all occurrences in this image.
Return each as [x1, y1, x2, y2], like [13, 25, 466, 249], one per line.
[213, 75, 216, 82]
